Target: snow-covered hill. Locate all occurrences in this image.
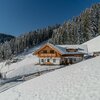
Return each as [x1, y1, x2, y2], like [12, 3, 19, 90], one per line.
[0, 55, 100, 100]
[1, 35, 100, 78]
[0, 35, 100, 100]
[83, 35, 100, 53]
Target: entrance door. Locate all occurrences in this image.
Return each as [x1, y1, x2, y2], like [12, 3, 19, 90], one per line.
[64, 58, 69, 65]
[45, 58, 51, 65]
[47, 59, 50, 62]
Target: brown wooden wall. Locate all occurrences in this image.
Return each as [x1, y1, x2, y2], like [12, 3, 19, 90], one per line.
[36, 45, 61, 58]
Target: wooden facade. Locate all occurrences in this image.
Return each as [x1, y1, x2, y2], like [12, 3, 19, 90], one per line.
[34, 44, 62, 58]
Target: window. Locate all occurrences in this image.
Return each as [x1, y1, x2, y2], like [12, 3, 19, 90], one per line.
[43, 50, 47, 53]
[50, 50, 54, 54]
[47, 59, 50, 62]
[69, 58, 73, 64]
[74, 58, 76, 61]
[41, 59, 44, 62]
[53, 59, 56, 62]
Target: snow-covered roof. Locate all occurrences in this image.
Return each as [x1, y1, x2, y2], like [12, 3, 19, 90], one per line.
[55, 44, 88, 54]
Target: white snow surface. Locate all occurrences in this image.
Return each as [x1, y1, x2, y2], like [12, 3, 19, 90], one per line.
[0, 56, 100, 100]
[83, 35, 100, 53]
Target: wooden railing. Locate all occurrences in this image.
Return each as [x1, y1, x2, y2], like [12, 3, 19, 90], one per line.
[40, 53, 56, 57]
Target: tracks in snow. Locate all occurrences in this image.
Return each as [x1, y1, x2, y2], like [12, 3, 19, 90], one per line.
[0, 65, 66, 93]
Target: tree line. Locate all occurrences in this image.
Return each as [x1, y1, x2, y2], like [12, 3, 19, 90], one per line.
[0, 25, 60, 61]
[50, 3, 100, 45]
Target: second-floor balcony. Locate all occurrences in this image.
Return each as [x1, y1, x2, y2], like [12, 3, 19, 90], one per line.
[39, 53, 56, 57]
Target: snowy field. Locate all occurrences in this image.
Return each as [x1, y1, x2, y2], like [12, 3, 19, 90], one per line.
[0, 55, 100, 100]
[0, 54, 60, 78]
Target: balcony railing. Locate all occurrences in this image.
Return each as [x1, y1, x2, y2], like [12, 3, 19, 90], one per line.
[40, 53, 56, 57]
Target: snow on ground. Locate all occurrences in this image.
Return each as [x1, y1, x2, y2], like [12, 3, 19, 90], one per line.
[83, 35, 100, 53]
[0, 41, 60, 78]
[0, 56, 100, 100]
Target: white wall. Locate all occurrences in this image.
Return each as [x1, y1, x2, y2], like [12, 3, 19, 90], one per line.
[39, 57, 83, 65]
[73, 57, 83, 63]
[39, 58, 61, 65]
[50, 58, 61, 65]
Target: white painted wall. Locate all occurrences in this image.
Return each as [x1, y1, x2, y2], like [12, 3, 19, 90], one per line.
[39, 58, 61, 65]
[50, 58, 61, 65]
[39, 58, 45, 64]
[39, 57, 83, 65]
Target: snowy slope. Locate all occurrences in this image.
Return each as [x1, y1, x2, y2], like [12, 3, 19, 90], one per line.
[0, 41, 60, 78]
[0, 44, 41, 78]
[1, 35, 100, 78]
[0, 56, 100, 100]
[83, 35, 100, 53]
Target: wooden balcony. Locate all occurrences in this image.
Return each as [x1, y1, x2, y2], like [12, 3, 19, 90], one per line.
[39, 53, 56, 57]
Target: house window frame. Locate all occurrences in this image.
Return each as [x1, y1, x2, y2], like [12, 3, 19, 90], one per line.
[53, 59, 56, 63]
[47, 59, 50, 62]
[50, 50, 55, 54]
[43, 50, 47, 53]
[41, 59, 44, 62]
[74, 58, 76, 61]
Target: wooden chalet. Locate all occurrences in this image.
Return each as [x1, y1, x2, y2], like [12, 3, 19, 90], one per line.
[33, 43, 88, 65]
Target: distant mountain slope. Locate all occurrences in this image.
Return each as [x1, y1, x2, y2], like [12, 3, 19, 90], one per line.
[83, 35, 100, 52]
[0, 55, 100, 100]
[0, 33, 15, 43]
[51, 3, 100, 45]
